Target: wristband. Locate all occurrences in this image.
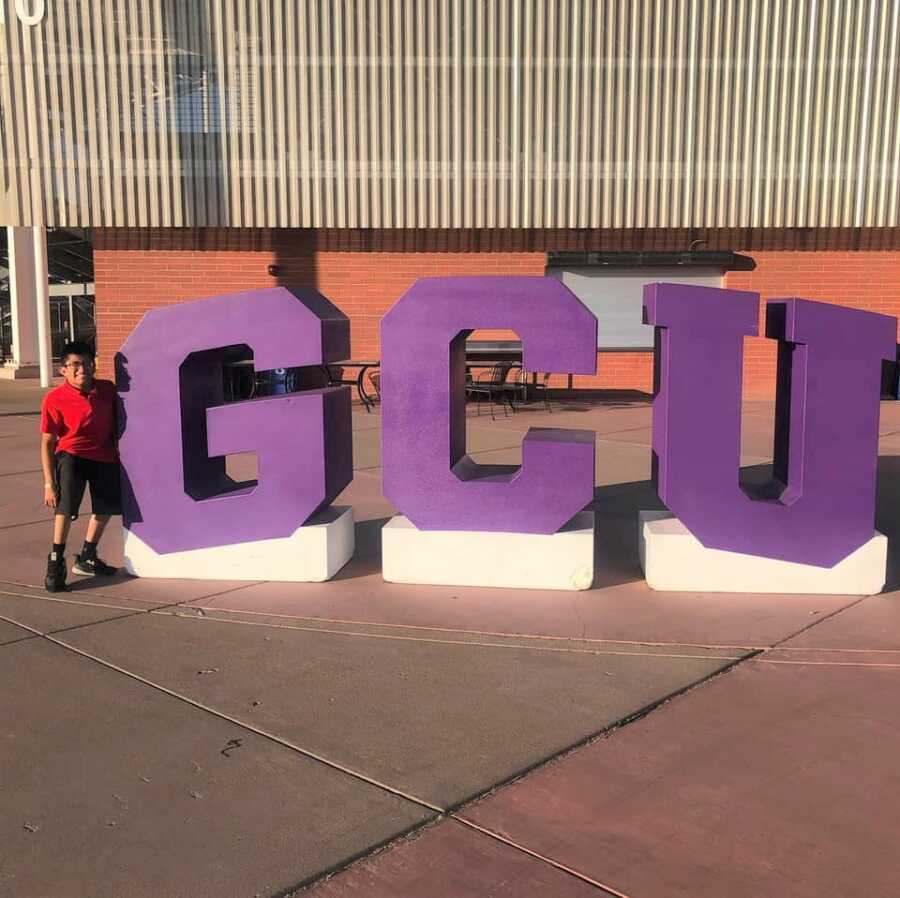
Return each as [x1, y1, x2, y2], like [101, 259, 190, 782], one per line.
[44, 481, 55, 488]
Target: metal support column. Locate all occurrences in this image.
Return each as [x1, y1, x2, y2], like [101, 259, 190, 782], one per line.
[3, 226, 40, 379]
[32, 226, 53, 386]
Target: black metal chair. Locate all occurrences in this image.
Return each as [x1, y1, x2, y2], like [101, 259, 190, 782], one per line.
[532, 371, 553, 413]
[466, 362, 515, 419]
[505, 370, 552, 413]
[502, 365, 529, 410]
[368, 370, 381, 404]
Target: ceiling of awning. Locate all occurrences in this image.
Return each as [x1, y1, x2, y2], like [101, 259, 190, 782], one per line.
[0, 229, 94, 286]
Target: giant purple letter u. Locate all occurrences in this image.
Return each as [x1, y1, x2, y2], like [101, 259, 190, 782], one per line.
[381, 276, 598, 534]
[117, 287, 352, 554]
[645, 284, 896, 567]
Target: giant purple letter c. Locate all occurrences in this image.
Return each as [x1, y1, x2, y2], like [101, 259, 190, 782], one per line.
[381, 276, 598, 534]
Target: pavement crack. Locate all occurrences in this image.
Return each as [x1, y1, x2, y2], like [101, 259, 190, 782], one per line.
[569, 595, 588, 640]
[767, 595, 868, 651]
[0, 604, 748, 898]
[145, 610, 745, 660]
[0, 519, 53, 531]
[0, 633, 40, 648]
[0, 610, 444, 817]
[220, 737, 243, 757]
[450, 816, 635, 897]
[284, 818, 446, 896]
[0, 577, 261, 612]
[0, 587, 226, 639]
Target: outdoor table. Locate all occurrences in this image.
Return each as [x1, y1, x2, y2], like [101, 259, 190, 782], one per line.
[321, 359, 380, 412]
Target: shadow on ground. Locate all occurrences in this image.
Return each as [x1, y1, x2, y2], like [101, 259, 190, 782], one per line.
[549, 389, 653, 412]
[63, 570, 137, 593]
[590, 479, 663, 589]
[876, 455, 900, 592]
[331, 517, 392, 580]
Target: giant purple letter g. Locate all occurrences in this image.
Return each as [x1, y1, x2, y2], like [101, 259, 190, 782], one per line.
[116, 287, 353, 554]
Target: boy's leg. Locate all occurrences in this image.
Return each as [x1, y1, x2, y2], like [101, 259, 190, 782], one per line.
[46, 453, 85, 592]
[53, 513, 72, 546]
[45, 514, 71, 591]
[85, 514, 110, 545]
[73, 461, 120, 576]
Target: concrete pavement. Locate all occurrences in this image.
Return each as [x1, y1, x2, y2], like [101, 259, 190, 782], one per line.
[1, 380, 899, 897]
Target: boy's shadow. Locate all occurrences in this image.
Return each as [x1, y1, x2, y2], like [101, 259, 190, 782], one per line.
[114, 352, 143, 524]
[62, 569, 137, 593]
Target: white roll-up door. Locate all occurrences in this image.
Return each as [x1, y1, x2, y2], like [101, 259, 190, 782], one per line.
[549, 267, 725, 350]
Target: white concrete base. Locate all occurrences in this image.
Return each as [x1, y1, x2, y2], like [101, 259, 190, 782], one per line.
[381, 512, 595, 591]
[0, 363, 39, 379]
[124, 506, 355, 582]
[639, 511, 887, 594]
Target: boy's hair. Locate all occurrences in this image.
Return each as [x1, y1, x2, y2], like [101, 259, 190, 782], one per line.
[60, 341, 96, 365]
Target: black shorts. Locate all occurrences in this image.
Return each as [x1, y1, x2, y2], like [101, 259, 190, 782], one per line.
[55, 452, 122, 519]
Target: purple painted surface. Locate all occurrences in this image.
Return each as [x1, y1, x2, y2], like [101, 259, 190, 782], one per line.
[645, 283, 896, 567]
[381, 276, 597, 534]
[117, 287, 353, 554]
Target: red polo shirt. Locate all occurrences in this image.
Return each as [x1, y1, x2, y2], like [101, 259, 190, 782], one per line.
[41, 379, 119, 463]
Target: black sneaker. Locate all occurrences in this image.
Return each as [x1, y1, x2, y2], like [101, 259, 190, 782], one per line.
[72, 554, 118, 577]
[45, 552, 67, 592]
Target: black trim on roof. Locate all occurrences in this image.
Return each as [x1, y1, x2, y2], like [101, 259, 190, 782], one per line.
[547, 250, 756, 271]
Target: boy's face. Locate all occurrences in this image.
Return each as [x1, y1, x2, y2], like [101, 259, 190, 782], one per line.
[59, 353, 95, 391]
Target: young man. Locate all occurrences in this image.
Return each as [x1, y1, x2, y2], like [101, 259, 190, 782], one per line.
[41, 341, 121, 592]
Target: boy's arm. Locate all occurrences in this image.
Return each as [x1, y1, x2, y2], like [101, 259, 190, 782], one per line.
[41, 433, 59, 508]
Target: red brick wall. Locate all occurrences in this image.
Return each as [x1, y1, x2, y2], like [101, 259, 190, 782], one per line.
[93, 229, 546, 378]
[94, 250, 285, 376]
[94, 228, 900, 397]
[727, 251, 900, 397]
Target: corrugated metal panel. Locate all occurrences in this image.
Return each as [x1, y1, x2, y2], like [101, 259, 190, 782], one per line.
[550, 265, 724, 348]
[1, 0, 899, 228]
